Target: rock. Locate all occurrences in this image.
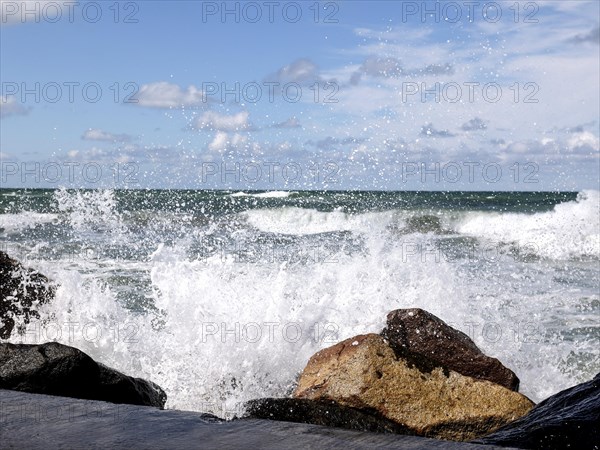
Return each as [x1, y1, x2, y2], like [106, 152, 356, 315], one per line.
[0, 251, 56, 340]
[381, 308, 520, 391]
[0, 342, 166, 408]
[403, 215, 446, 234]
[245, 397, 415, 435]
[293, 333, 534, 441]
[474, 372, 600, 449]
[0, 389, 515, 450]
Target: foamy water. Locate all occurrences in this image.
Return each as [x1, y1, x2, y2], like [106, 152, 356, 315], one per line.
[1, 189, 598, 417]
[0, 212, 59, 233]
[230, 191, 294, 198]
[457, 190, 600, 260]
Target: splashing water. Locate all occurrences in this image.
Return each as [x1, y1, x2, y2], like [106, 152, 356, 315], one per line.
[2, 189, 598, 417]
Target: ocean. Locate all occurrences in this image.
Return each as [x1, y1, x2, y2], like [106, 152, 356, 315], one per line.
[1, 188, 598, 418]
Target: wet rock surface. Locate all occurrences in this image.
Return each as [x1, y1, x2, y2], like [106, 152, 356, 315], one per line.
[0, 342, 166, 408]
[293, 333, 533, 441]
[381, 308, 520, 390]
[0, 389, 519, 449]
[474, 372, 600, 449]
[245, 397, 414, 434]
[0, 251, 56, 340]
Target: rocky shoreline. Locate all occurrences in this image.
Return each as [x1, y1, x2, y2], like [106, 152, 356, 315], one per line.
[1, 251, 599, 448]
[285, 310, 533, 441]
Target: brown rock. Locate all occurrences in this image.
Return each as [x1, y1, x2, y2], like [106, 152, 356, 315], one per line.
[381, 308, 519, 391]
[293, 334, 534, 441]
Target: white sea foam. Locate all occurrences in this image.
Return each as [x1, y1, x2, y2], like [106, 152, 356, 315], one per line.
[0, 212, 58, 233]
[456, 190, 600, 260]
[242, 207, 395, 235]
[251, 191, 294, 198]
[230, 191, 294, 199]
[12, 234, 593, 415]
[54, 188, 122, 232]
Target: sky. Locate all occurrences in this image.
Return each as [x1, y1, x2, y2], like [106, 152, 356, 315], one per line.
[1, 0, 599, 190]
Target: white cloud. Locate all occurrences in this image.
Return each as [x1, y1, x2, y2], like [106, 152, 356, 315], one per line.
[115, 154, 134, 164]
[61, 147, 110, 161]
[82, 128, 131, 142]
[230, 133, 247, 146]
[135, 82, 208, 108]
[208, 132, 228, 152]
[541, 137, 555, 146]
[62, 145, 144, 162]
[322, 9, 599, 153]
[270, 58, 320, 84]
[0, 96, 29, 118]
[196, 111, 250, 131]
[568, 131, 600, 150]
[207, 132, 247, 152]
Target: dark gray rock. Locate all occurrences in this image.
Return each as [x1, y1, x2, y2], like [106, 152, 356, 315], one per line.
[245, 397, 415, 435]
[0, 389, 520, 449]
[403, 215, 447, 234]
[0, 251, 56, 339]
[474, 372, 600, 449]
[381, 308, 520, 391]
[0, 342, 166, 408]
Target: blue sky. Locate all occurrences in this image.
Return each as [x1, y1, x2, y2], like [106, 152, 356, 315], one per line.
[1, 0, 599, 190]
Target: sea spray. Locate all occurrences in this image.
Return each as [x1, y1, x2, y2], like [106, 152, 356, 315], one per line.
[2, 188, 598, 417]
